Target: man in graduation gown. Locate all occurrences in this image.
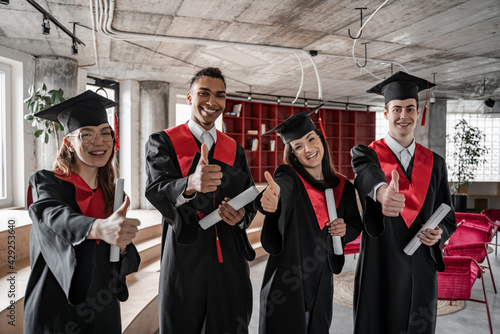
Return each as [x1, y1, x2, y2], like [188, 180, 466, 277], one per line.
[145, 67, 256, 334]
[351, 72, 457, 334]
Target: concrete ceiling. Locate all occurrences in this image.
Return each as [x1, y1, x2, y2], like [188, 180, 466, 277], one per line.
[1, 0, 499, 108]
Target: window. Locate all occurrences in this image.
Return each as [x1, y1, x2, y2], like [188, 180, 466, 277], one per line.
[446, 101, 500, 182]
[0, 62, 11, 206]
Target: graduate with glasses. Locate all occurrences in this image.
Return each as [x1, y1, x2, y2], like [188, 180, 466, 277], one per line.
[255, 107, 362, 333]
[24, 90, 140, 333]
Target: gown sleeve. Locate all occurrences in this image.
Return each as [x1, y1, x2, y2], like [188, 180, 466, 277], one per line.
[350, 144, 386, 238]
[28, 170, 98, 302]
[145, 131, 200, 244]
[254, 166, 296, 255]
[430, 154, 457, 271]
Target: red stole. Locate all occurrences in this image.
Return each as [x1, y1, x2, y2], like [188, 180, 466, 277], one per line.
[165, 124, 237, 178]
[369, 139, 433, 228]
[295, 171, 346, 230]
[54, 171, 108, 244]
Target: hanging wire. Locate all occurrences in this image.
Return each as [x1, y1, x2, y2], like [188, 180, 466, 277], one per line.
[292, 53, 305, 104]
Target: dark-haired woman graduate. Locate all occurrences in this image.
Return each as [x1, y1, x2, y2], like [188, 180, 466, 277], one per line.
[24, 91, 140, 333]
[255, 106, 363, 334]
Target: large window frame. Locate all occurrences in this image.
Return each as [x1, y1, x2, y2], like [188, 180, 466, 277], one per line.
[0, 62, 12, 206]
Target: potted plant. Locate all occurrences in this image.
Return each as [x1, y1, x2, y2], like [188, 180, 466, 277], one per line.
[448, 118, 488, 212]
[24, 84, 65, 150]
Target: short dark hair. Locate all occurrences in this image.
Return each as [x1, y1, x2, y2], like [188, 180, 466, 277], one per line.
[189, 67, 226, 90]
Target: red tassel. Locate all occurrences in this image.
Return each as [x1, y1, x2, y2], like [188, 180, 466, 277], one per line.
[421, 105, 428, 126]
[421, 82, 430, 127]
[215, 224, 223, 263]
[318, 108, 327, 138]
[114, 113, 120, 151]
[216, 236, 223, 263]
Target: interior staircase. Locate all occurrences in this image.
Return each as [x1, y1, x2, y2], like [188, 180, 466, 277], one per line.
[0, 200, 267, 334]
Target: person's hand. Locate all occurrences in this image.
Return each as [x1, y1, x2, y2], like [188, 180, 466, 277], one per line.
[185, 144, 223, 196]
[376, 170, 405, 217]
[218, 197, 245, 226]
[88, 196, 140, 250]
[419, 225, 443, 246]
[326, 218, 346, 237]
[260, 171, 280, 213]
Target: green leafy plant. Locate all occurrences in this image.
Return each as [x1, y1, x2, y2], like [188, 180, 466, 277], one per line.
[24, 84, 65, 149]
[449, 118, 488, 193]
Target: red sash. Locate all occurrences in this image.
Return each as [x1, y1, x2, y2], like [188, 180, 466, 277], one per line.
[53, 171, 108, 219]
[296, 171, 346, 230]
[165, 124, 237, 177]
[369, 139, 433, 228]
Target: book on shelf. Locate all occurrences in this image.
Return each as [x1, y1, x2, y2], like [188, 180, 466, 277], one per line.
[246, 130, 259, 135]
[232, 104, 242, 117]
[250, 138, 259, 151]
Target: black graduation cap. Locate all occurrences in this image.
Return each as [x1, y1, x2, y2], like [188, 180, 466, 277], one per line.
[367, 71, 436, 105]
[262, 105, 321, 144]
[34, 90, 116, 135]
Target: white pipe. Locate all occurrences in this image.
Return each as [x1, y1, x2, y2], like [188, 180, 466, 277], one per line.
[292, 53, 304, 104]
[96, 0, 323, 99]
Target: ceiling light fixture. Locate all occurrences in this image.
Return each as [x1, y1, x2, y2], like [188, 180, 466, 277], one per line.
[277, 96, 281, 104]
[42, 15, 51, 35]
[71, 40, 78, 55]
[485, 98, 495, 108]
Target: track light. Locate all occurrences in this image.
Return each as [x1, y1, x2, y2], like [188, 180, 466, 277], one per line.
[304, 99, 308, 107]
[277, 96, 281, 104]
[485, 98, 495, 108]
[345, 104, 350, 111]
[42, 15, 51, 35]
[0, 0, 9, 5]
[247, 94, 252, 101]
[71, 40, 78, 55]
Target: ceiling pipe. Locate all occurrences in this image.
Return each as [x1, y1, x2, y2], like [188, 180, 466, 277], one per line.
[92, 0, 323, 100]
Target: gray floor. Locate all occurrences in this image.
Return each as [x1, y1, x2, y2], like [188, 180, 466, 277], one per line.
[249, 246, 500, 333]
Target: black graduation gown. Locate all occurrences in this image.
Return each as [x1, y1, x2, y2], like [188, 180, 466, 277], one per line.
[145, 130, 256, 334]
[351, 144, 457, 334]
[255, 165, 363, 334]
[24, 170, 140, 334]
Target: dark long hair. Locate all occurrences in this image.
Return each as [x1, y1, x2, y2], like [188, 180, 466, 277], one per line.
[53, 129, 117, 215]
[284, 129, 339, 190]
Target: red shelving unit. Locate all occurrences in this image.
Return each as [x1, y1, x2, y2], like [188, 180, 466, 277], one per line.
[222, 99, 375, 182]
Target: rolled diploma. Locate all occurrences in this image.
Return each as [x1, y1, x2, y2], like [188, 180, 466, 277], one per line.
[199, 186, 260, 230]
[110, 178, 124, 262]
[325, 188, 343, 255]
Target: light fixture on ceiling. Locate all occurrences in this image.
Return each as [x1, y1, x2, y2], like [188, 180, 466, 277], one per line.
[71, 22, 78, 55]
[71, 40, 78, 55]
[345, 104, 350, 111]
[304, 99, 308, 107]
[277, 96, 281, 104]
[485, 98, 495, 108]
[42, 15, 50, 35]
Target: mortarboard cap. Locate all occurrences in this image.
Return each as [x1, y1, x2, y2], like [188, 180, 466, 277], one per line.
[34, 90, 116, 135]
[262, 105, 321, 144]
[367, 71, 435, 105]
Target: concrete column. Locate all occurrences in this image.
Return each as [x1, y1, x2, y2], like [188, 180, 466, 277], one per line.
[427, 100, 447, 158]
[33, 56, 79, 170]
[119, 80, 141, 209]
[139, 81, 170, 209]
[414, 100, 447, 158]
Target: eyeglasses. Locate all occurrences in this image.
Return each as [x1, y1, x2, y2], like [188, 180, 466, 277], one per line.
[67, 129, 114, 144]
[291, 135, 321, 155]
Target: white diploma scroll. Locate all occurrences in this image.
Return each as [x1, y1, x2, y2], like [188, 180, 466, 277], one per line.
[199, 186, 260, 230]
[110, 178, 124, 262]
[325, 188, 343, 255]
[403, 203, 451, 256]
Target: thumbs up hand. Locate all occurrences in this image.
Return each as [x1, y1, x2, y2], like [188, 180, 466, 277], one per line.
[88, 195, 141, 249]
[261, 171, 280, 213]
[376, 170, 405, 217]
[185, 143, 223, 195]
